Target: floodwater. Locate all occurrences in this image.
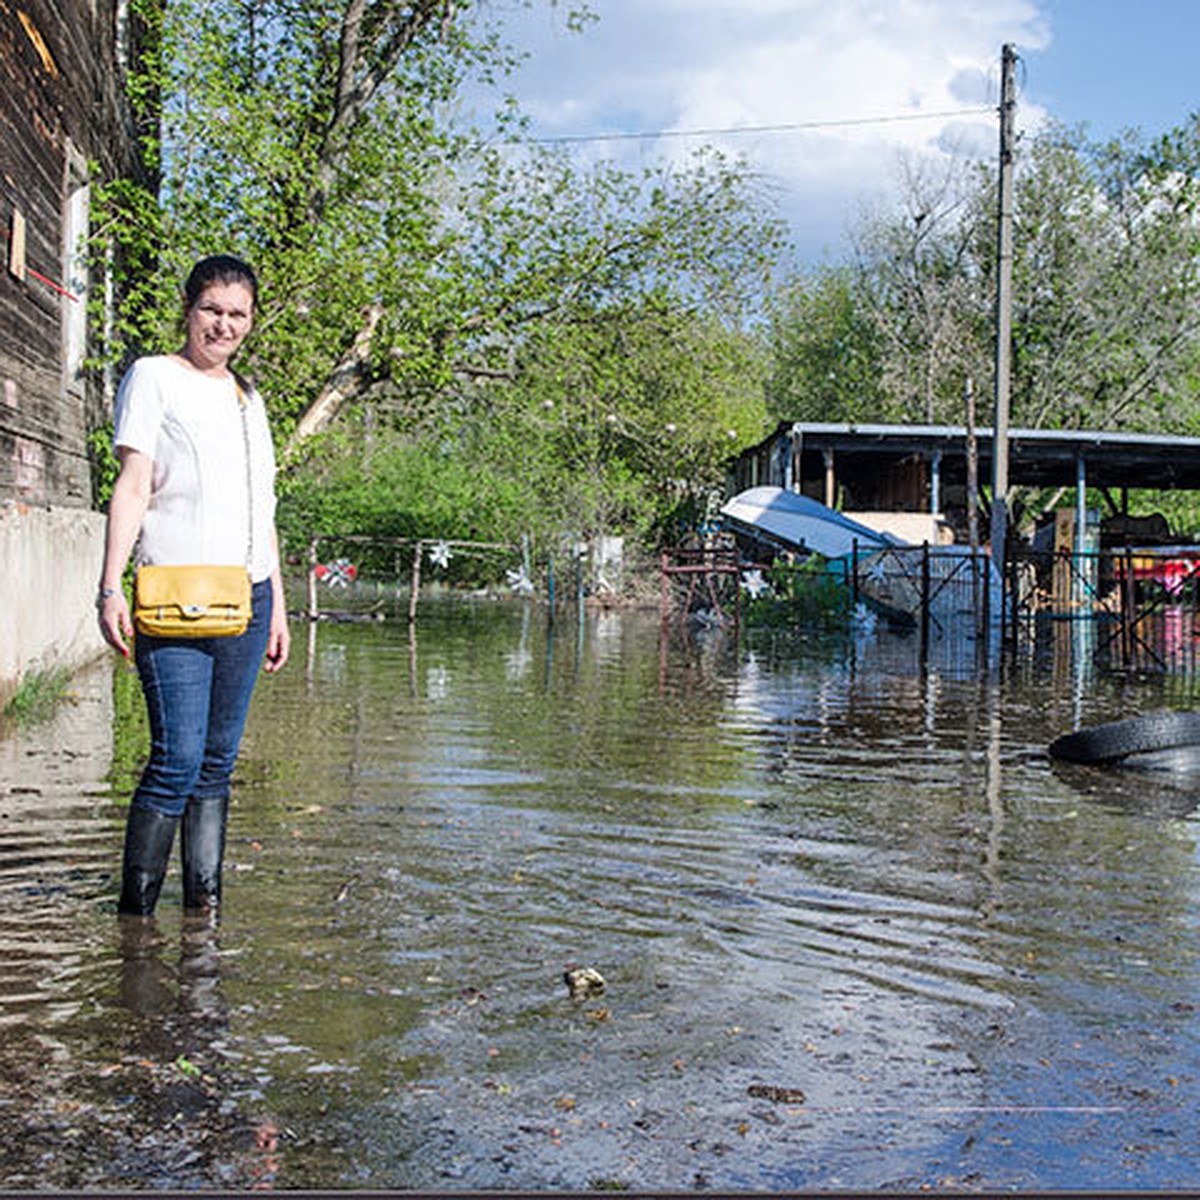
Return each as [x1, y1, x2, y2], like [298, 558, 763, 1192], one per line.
[3, 600, 1200, 1191]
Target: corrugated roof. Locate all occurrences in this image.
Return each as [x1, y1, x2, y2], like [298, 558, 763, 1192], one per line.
[743, 422, 1200, 490]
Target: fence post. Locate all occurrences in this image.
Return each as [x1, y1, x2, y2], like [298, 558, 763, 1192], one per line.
[920, 542, 931, 653]
[979, 547, 989, 641]
[1008, 543, 1019, 659]
[307, 537, 319, 621]
[661, 550, 671, 627]
[408, 540, 422, 624]
[1122, 547, 1135, 665]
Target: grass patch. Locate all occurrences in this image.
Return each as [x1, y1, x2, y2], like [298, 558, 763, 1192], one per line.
[3, 666, 75, 727]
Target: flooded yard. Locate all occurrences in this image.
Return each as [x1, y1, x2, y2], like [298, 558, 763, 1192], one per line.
[3, 600, 1200, 1191]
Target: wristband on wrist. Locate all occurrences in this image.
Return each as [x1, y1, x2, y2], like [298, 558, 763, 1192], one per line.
[97, 585, 119, 607]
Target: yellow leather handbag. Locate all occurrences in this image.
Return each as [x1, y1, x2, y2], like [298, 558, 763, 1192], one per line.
[132, 378, 255, 639]
[133, 564, 252, 637]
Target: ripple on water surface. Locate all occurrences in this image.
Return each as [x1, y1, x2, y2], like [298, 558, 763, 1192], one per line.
[3, 612, 1200, 1190]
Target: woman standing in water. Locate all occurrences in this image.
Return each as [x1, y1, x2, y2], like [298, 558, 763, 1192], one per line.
[97, 254, 290, 918]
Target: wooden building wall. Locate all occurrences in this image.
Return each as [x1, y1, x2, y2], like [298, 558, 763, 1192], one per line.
[0, 0, 151, 509]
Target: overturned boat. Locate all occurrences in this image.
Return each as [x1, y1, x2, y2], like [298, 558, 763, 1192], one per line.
[719, 486, 898, 559]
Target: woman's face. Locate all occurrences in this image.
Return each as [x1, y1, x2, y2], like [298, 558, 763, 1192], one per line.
[183, 281, 255, 372]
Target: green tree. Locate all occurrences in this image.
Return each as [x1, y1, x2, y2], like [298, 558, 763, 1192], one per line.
[95, 0, 523, 422]
[767, 120, 1200, 439]
[970, 120, 1200, 433]
[764, 265, 886, 423]
[487, 303, 769, 545]
[93, 0, 785, 552]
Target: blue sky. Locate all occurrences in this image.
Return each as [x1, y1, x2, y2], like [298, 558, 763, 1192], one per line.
[478, 0, 1200, 265]
[1031, 0, 1199, 139]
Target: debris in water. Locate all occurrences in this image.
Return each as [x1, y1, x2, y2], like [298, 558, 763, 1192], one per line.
[747, 1084, 806, 1105]
[564, 966, 606, 1000]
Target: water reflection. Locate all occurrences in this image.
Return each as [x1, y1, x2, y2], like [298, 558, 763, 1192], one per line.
[1049, 756, 1200, 820]
[118, 919, 175, 1017]
[0, 657, 116, 1031]
[2, 602, 1200, 1191]
[118, 916, 228, 1027]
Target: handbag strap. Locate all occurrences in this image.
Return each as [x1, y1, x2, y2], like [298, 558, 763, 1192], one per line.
[234, 378, 254, 572]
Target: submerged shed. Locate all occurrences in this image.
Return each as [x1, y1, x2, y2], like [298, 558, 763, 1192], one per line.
[729, 421, 1200, 544]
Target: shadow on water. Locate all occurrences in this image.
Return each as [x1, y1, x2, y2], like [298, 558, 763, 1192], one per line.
[1049, 755, 1200, 820]
[2, 600, 1200, 1190]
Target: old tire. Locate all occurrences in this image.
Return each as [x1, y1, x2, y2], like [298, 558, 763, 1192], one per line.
[1049, 710, 1200, 765]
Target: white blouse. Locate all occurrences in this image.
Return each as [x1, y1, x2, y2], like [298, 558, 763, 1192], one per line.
[113, 355, 279, 582]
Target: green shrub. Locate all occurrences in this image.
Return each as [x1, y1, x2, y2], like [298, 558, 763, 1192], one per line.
[743, 557, 851, 630]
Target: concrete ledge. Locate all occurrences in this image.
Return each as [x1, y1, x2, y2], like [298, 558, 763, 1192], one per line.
[1, 501, 107, 706]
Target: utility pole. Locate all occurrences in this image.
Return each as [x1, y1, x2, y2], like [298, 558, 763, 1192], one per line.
[990, 43, 1017, 575]
[966, 376, 980, 556]
[965, 375, 982, 631]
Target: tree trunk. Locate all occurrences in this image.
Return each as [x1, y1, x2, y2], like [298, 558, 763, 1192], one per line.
[285, 303, 383, 454]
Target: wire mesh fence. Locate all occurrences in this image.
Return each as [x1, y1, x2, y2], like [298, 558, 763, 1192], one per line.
[662, 539, 1200, 676]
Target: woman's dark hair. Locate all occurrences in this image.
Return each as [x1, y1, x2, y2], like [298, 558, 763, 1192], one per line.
[183, 254, 258, 310]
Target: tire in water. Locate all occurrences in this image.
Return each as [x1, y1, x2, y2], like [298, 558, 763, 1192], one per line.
[1049, 710, 1200, 765]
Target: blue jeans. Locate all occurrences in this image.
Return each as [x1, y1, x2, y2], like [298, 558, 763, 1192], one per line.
[132, 579, 272, 817]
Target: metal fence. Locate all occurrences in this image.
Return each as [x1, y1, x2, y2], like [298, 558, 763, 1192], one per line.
[1004, 545, 1200, 673]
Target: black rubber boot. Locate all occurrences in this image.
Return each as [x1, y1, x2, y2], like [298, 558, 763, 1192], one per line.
[181, 794, 229, 914]
[118, 805, 180, 916]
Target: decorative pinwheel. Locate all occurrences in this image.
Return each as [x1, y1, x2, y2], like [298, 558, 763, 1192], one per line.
[740, 569, 770, 599]
[506, 566, 534, 595]
[315, 558, 357, 588]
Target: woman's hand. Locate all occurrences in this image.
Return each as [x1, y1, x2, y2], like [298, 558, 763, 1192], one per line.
[264, 610, 290, 673]
[97, 590, 134, 659]
[97, 448, 152, 660]
[264, 560, 290, 673]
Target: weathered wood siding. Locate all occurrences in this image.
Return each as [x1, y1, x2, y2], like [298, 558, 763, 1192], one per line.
[0, 0, 150, 509]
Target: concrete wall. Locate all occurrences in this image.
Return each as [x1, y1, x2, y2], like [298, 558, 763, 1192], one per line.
[1, 500, 107, 705]
[0, 650, 114, 799]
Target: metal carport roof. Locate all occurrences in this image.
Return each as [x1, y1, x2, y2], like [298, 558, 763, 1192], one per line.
[781, 423, 1200, 492]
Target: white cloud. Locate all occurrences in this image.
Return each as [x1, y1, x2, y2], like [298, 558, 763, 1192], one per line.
[490, 0, 1054, 263]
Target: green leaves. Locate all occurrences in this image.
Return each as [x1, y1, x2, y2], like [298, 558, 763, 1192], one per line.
[768, 121, 1200, 441]
[93, 0, 783, 553]
[1002, 122, 1200, 432]
[765, 267, 886, 424]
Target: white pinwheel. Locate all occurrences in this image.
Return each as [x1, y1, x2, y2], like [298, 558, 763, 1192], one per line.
[740, 569, 771, 599]
[506, 566, 534, 595]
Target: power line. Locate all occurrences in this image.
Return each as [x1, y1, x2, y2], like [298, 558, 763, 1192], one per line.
[531, 106, 997, 146]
